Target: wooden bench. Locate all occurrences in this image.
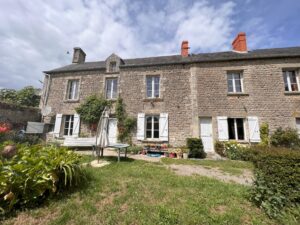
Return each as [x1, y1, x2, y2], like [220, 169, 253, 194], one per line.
[63, 137, 96, 147]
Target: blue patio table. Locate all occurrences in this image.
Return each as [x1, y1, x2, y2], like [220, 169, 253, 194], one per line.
[108, 143, 130, 162]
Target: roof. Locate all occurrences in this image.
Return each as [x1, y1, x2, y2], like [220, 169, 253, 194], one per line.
[45, 46, 300, 74]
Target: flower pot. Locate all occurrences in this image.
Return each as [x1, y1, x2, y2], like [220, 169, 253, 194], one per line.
[177, 153, 183, 159]
[169, 153, 176, 158]
[183, 153, 188, 159]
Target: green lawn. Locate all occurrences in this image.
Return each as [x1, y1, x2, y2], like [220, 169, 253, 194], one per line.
[3, 156, 276, 225]
[161, 157, 254, 175]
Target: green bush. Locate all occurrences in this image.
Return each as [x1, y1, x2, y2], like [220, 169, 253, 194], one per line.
[259, 122, 270, 147]
[270, 127, 300, 149]
[214, 141, 225, 157]
[127, 145, 143, 154]
[186, 138, 206, 158]
[250, 147, 300, 218]
[0, 145, 85, 214]
[224, 141, 248, 160]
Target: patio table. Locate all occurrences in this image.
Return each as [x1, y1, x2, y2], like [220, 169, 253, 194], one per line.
[108, 143, 130, 162]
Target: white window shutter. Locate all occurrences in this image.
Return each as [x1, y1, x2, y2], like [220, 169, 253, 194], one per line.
[73, 114, 80, 137]
[217, 116, 228, 141]
[53, 114, 62, 137]
[159, 113, 169, 141]
[137, 113, 145, 140]
[248, 116, 260, 142]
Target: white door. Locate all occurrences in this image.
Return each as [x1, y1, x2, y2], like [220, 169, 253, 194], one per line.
[108, 118, 118, 144]
[200, 117, 214, 152]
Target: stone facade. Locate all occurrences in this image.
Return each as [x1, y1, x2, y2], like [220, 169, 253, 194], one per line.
[41, 50, 300, 149]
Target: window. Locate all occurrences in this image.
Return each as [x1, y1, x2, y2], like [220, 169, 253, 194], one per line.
[146, 115, 159, 139]
[227, 72, 243, 93]
[106, 78, 118, 99]
[228, 118, 245, 140]
[283, 70, 299, 92]
[64, 115, 74, 136]
[146, 76, 160, 98]
[67, 80, 79, 100]
[109, 61, 117, 72]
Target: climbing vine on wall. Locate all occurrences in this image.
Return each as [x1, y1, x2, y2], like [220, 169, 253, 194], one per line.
[115, 97, 136, 144]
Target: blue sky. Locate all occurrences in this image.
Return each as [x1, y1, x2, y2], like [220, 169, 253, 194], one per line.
[0, 0, 299, 89]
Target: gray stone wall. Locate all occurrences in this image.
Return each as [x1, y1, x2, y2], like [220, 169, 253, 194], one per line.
[41, 57, 300, 146]
[0, 102, 41, 128]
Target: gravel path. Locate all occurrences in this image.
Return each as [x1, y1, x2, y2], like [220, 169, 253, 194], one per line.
[166, 164, 253, 186]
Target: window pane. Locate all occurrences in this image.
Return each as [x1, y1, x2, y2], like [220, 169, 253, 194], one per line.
[106, 79, 112, 99]
[146, 77, 153, 97]
[154, 130, 159, 138]
[227, 79, 233, 92]
[146, 130, 152, 138]
[236, 118, 244, 140]
[283, 72, 289, 91]
[154, 116, 159, 130]
[154, 76, 160, 97]
[227, 74, 234, 92]
[235, 79, 242, 92]
[146, 117, 152, 130]
[228, 118, 235, 139]
[112, 79, 118, 98]
[290, 72, 298, 91]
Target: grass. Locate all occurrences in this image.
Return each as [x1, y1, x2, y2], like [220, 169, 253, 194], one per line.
[2, 155, 278, 225]
[161, 157, 254, 175]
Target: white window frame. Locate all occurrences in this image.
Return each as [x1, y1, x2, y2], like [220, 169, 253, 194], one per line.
[63, 115, 74, 136]
[66, 80, 79, 100]
[105, 78, 118, 99]
[145, 115, 160, 139]
[228, 118, 245, 141]
[146, 76, 160, 98]
[283, 70, 299, 92]
[227, 72, 244, 93]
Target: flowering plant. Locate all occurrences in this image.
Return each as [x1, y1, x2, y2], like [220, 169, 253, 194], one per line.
[0, 122, 11, 133]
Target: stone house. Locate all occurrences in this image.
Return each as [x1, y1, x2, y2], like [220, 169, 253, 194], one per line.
[40, 32, 300, 152]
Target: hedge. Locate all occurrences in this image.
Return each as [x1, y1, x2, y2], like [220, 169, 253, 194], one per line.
[249, 147, 300, 218]
[186, 138, 206, 158]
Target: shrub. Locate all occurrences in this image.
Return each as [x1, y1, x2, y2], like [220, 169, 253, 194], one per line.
[127, 145, 143, 154]
[214, 141, 225, 157]
[186, 138, 206, 158]
[224, 141, 247, 160]
[259, 122, 269, 147]
[250, 147, 300, 218]
[0, 145, 85, 214]
[270, 127, 300, 149]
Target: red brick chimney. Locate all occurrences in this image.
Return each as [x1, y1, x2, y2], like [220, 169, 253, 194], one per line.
[181, 41, 189, 57]
[232, 32, 248, 52]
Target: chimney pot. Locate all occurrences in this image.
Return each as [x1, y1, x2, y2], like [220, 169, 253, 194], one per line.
[232, 32, 247, 52]
[72, 47, 86, 63]
[181, 41, 189, 57]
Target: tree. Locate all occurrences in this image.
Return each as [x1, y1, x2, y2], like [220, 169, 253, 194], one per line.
[16, 86, 40, 107]
[0, 86, 40, 107]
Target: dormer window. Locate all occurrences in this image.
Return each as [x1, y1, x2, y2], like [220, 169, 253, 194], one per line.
[109, 61, 117, 72]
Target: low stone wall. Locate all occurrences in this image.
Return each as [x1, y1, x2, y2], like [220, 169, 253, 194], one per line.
[0, 102, 41, 128]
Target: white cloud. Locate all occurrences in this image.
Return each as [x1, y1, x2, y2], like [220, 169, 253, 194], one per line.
[0, 0, 236, 89]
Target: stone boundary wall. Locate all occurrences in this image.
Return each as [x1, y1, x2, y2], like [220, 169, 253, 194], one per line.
[0, 102, 41, 128]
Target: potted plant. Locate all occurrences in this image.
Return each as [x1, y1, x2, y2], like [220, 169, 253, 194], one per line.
[168, 149, 176, 158]
[181, 146, 189, 159]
